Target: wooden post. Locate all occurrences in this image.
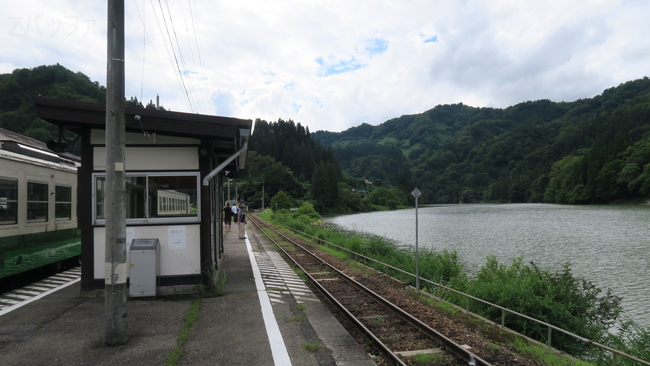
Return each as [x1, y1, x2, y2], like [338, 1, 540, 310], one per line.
[105, 0, 128, 346]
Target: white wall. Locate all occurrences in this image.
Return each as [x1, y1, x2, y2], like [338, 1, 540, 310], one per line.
[93, 224, 201, 280]
[92, 146, 199, 171]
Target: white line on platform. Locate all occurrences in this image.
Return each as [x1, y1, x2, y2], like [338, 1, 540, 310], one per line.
[244, 229, 293, 366]
[0, 278, 80, 317]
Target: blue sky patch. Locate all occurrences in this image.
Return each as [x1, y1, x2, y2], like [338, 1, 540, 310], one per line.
[316, 56, 362, 76]
[366, 38, 388, 55]
[182, 70, 198, 76]
[424, 35, 439, 43]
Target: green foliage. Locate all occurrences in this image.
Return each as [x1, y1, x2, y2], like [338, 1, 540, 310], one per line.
[166, 298, 202, 366]
[265, 213, 647, 360]
[510, 338, 592, 366]
[270, 191, 292, 211]
[290, 202, 321, 224]
[595, 318, 650, 365]
[313, 77, 650, 204]
[463, 256, 623, 356]
[0, 64, 167, 156]
[242, 151, 306, 208]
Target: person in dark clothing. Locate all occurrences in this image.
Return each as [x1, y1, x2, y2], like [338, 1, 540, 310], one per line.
[223, 203, 232, 230]
[238, 207, 247, 239]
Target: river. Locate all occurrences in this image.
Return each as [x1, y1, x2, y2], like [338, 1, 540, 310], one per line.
[325, 203, 650, 328]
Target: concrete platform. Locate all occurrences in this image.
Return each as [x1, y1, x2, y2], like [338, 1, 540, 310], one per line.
[0, 220, 376, 366]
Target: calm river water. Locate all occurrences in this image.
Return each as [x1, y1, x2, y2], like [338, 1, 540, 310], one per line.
[326, 204, 650, 328]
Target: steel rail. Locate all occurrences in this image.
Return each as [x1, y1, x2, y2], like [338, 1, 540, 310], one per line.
[249, 216, 407, 365]
[250, 216, 492, 366]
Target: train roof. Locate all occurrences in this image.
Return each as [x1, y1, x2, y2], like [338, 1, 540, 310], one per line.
[0, 127, 80, 166]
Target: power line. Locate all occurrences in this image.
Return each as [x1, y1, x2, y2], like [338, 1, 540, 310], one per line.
[156, 0, 196, 113]
[132, 0, 179, 110]
[188, 0, 214, 115]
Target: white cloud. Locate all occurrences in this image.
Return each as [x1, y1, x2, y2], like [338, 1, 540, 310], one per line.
[1, 0, 649, 133]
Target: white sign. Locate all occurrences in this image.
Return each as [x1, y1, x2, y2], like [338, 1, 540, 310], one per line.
[411, 188, 421, 198]
[168, 226, 186, 250]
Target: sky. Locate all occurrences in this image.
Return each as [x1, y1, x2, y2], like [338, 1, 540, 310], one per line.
[2, 0, 649, 133]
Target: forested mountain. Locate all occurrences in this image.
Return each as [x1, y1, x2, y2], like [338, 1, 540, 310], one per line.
[313, 77, 650, 204]
[0, 64, 107, 154]
[0, 64, 163, 155]
[6, 65, 650, 208]
[241, 119, 349, 213]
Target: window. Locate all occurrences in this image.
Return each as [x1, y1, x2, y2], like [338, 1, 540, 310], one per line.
[0, 178, 18, 225]
[94, 173, 199, 223]
[55, 185, 72, 220]
[27, 181, 48, 222]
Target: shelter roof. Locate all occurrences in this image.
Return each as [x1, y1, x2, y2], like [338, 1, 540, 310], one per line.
[34, 96, 251, 168]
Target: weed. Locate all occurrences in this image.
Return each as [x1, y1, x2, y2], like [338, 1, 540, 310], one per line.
[411, 352, 444, 364]
[200, 262, 227, 298]
[301, 342, 323, 352]
[511, 338, 591, 366]
[285, 312, 307, 324]
[166, 298, 202, 366]
[292, 267, 307, 281]
[488, 343, 500, 351]
[295, 303, 307, 311]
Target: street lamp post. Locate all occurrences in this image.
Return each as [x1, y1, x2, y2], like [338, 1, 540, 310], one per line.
[411, 188, 421, 291]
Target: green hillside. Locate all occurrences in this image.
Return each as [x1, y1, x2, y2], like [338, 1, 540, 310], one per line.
[0, 64, 161, 155]
[313, 77, 650, 204]
[0, 64, 107, 155]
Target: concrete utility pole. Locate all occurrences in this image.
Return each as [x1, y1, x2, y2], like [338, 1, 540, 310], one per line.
[105, 0, 128, 346]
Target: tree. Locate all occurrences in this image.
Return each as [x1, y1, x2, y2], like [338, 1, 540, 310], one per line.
[310, 163, 330, 213]
[270, 191, 291, 211]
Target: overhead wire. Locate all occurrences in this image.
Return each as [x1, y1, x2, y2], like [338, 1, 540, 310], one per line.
[132, 0, 179, 110]
[188, 0, 215, 115]
[182, 0, 212, 114]
[139, 0, 145, 104]
[155, 0, 197, 113]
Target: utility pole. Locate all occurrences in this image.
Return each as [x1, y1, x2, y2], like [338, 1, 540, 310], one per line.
[411, 188, 421, 291]
[105, 0, 128, 345]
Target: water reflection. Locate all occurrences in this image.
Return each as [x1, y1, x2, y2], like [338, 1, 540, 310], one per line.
[326, 204, 650, 327]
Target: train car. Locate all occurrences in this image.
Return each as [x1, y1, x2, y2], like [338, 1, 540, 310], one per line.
[0, 128, 80, 281]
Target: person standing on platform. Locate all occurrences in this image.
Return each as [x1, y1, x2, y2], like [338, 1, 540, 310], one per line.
[231, 203, 239, 223]
[223, 203, 232, 230]
[238, 207, 247, 239]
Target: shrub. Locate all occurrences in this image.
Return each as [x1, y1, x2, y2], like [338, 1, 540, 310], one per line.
[463, 256, 623, 356]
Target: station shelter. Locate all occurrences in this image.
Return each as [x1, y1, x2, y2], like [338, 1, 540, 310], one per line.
[35, 96, 252, 292]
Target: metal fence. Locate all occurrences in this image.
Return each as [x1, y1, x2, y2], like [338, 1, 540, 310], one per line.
[279, 223, 649, 366]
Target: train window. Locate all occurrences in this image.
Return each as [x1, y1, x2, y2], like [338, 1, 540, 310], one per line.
[94, 173, 199, 223]
[55, 185, 72, 220]
[27, 181, 48, 222]
[149, 175, 197, 217]
[0, 178, 18, 225]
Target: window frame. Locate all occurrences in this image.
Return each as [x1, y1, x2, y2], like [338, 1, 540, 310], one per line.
[54, 184, 73, 220]
[92, 172, 200, 225]
[0, 177, 18, 225]
[27, 181, 49, 223]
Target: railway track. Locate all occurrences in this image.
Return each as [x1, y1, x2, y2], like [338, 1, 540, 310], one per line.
[250, 215, 492, 366]
[0, 267, 81, 316]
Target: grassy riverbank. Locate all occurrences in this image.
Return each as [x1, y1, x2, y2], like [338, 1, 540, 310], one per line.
[259, 205, 650, 365]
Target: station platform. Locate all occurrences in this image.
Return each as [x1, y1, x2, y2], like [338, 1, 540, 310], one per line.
[0, 221, 376, 365]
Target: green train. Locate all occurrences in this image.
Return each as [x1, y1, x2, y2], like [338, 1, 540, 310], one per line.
[0, 128, 80, 281]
